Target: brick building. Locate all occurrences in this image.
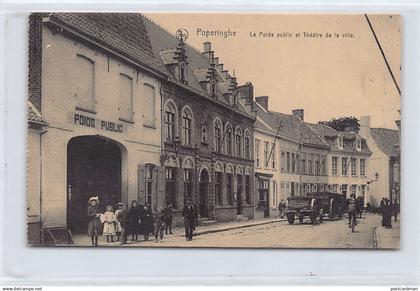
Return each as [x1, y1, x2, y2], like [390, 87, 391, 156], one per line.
[143, 17, 255, 224]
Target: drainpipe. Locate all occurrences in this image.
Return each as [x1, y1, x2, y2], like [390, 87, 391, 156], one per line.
[39, 126, 48, 246]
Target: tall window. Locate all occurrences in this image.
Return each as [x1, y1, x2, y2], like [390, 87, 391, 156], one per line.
[291, 153, 296, 173]
[351, 158, 357, 176]
[281, 150, 286, 171]
[351, 184, 357, 196]
[272, 144, 276, 169]
[321, 156, 326, 175]
[338, 137, 344, 149]
[286, 151, 291, 172]
[214, 120, 221, 153]
[245, 175, 251, 204]
[143, 84, 155, 127]
[332, 157, 338, 175]
[75, 54, 95, 112]
[235, 128, 242, 157]
[356, 138, 362, 151]
[225, 125, 233, 155]
[201, 124, 207, 143]
[145, 165, 154, 208]
[215, 172, 222, 205]
[244, 131, 250, 159]
[165, 102, 176, 141]
[342, 157, 348, 176]
[360, 159, 366, 176]
[226, 173, 233, 205]
[165, 167, 177, 208]
[301, 153, 306, 174]
[255, 139, 260, 167]
[314, 154, 320, 176]
[308, 154, 313, 175]
[119, 73, 134, 121]
[237, 174, 243, 202]
[182, 108, 193, 146]
[264, 142, 269, 168]
[184, 169, 193, 203]
[361, 185, 366, 198]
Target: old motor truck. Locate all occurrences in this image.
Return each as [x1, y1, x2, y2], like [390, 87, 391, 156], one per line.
[285, 196, 323, 225]
[306, 192, 346, 221]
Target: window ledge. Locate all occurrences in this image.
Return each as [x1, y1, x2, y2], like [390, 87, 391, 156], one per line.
[75, 106, 97, 114]
[143, 124, 156, 129]
[119, 118, 134, 124]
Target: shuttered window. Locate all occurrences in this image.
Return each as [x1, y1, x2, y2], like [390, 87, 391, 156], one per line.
[119, 73, 133, 121]
[143, 84, 155, 127]
[75, 54, 95, 112]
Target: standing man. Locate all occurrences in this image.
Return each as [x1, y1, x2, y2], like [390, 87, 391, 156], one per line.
[278, 200, 284, 219]
[182, 200, 197, 241]
[346, 194, 357, 229]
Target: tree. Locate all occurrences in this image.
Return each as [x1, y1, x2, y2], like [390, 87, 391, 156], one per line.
[321, 116, 360, 132]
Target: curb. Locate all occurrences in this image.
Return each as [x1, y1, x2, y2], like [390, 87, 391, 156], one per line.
[179, 218, 286, 237]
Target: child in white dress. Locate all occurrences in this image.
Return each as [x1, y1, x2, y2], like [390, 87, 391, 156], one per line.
[102, 205, 116, 242]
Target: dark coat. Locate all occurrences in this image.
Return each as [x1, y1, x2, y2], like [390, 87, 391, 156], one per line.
[128, 206, 141, 234]
[182, 204, 197, 229]
[87, 204, 102, 237]
[163, 206, 173, 225]
[382, 202, 392, 227]
[117, 209, 129, 228]
[140, 208, 154, 234]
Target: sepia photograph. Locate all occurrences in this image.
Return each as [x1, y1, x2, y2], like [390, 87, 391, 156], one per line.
[26, 12, 401, 249]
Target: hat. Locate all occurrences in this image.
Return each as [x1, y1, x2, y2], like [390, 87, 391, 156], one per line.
[88, 196, 99, 203]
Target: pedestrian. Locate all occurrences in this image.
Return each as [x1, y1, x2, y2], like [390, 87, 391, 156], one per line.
[101, 205, 116, 243]
[366, 202, 371, 214]
[278, 200, 285, 218]
[382, 198, 393, 228]
[117, 204, 129, 245]
[392, 200, 399, 222]
[87, 196, 102, 247]
[380, 197, 386, 217]
[346, 194, 357, 229]
[141, 204, 154, 241]
[164, 204, 174, 235]
[114, 203, 123, 241]
[153, 207, 165, 243]
[128, 200, 141, 241]
[182, 199, 197, 241]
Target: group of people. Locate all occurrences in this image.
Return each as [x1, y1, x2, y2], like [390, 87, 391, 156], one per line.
[87, 197, 174, 246]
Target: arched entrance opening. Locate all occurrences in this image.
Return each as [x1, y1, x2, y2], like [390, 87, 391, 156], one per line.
[67, 135, 124, 233]
[199, 169, 209, 218]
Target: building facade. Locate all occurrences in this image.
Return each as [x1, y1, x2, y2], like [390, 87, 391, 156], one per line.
[143, 18, 255, 224]
[309, 123, 372, 202]
[27, 13, 167, 244]
[359, 116, 400, 206]
[239, 86, 331, 219]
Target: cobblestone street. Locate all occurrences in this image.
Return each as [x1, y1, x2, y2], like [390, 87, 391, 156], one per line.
[72, 214, 400, 249]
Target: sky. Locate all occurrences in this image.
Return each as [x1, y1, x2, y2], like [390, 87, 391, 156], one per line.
[145, 13, 401, 129]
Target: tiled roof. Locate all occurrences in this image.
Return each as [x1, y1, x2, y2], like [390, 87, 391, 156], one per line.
[370, 128, 400, 157]
[48, 13, 167, 77]
[253, 103, 329, 148]
[142, 16, 250, 116]
[308, 123, 371, 154]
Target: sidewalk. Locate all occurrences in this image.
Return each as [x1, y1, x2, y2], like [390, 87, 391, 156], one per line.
[71, 217, 285, 246]
[375, 217, 400, 249]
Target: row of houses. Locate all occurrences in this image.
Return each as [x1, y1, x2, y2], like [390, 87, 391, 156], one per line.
[27, 13, 400, 245]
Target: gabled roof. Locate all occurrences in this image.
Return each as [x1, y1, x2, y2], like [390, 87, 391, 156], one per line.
[47, 13, 167, 77]
[370, 128, 400, 157]
[253, 103, 329, 148]
[142, 16, 251, 116]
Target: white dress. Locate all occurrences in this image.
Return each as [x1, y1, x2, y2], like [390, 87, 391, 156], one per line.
[114, 209, 122, 232]
[102, 211, 116, 235]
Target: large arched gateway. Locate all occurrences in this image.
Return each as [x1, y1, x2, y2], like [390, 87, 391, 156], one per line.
[67, 136, 125, 233]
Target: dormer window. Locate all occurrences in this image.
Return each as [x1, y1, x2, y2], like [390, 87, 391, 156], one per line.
[356, 138, 362, 151]
[209, 80, 216, 97]
[179, 62, 187, 82]
[337, 136, 344, 149]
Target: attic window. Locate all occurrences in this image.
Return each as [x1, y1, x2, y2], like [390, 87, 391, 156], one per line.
[179, 62, 187, 83]
[337, 137, 343, 149]
[356, 138, 362, 151]
[208, 80, 216, 98]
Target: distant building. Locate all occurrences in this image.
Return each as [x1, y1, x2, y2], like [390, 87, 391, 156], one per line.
[239, 87, 331, 219]
[309, 123, 372, 203]
[359, 116, 400, 206]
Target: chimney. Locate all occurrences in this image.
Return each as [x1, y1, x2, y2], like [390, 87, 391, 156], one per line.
[255, 96, 269, 111]
[237, 82, 254, 105]
[203, 42, 212, 52]
[292, 109, 304, 121]
[359, 115, 371, 138]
